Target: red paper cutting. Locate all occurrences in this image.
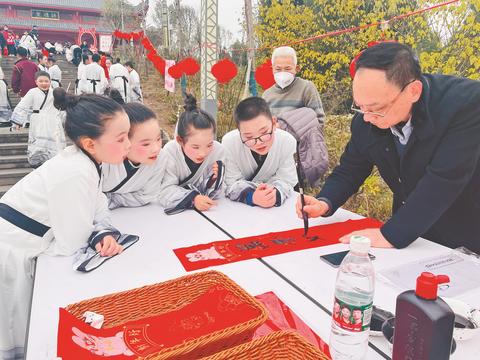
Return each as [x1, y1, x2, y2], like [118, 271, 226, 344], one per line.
[173, 218, 382, 271]
[57, 285, 262, 359]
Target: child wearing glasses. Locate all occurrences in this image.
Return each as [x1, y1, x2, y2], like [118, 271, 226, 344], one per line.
[158, 94, 225, 214]
[222, 97, 297, 208]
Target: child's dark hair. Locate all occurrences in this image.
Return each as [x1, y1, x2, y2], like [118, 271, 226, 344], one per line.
[124, 103, 157, 135]
[53, 87, 124, 146]
[108, 89, 157, 135]
[107, 88, 125, 105]
[82, 54, 90, 64]
[234, 97, 272, 125]
[124, 61, 134, 68]
[35, 71, 50, 80]
[17, 47, 28, 58]
[177, 94, 216, 139]
[47, 56, 56, 63]
[92, 53, 101, 63]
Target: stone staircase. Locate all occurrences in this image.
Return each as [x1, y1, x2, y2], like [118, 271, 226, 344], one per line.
[0, 55, 77, 198]
[0, 128, 30, 197]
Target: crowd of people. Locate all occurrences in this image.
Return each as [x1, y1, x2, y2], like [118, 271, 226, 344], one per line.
[0, 40, 479, 360]
[0, 25, 143, 171]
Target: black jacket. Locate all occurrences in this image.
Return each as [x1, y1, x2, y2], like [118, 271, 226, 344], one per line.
[319, 74, 480, 252]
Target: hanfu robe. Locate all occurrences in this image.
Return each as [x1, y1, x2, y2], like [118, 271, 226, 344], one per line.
[18, 35, 36, 57]
[158, 140, 225, 214]
[102, 156, 166, 210]
[128, 69, 143, 103]
[0, 66, 11, 125]
[37, 63, 48, 72]
[81, 62, 107, 95]
[0, 145, 120, 360]
[222, 128, 297, 206]
[76, 62, 87, 95]
[10, 87, 66, 167]
[48, 64, 62, 88]
[109, 63, 130, 102]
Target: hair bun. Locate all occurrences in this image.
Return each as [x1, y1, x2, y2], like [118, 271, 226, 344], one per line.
[107, 88, 125, 105]
[183, 94, 197, 112]
[53, 87, 79, 111]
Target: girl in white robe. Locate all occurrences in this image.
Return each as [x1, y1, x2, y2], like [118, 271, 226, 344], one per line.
[0, 89, 130, 360]
[108, 60, 131, 102]
[37, 54, 48, 72]
[102, 95, 165, 209]
[0, 66, 12, 126]
[222, 97, 298, 207]
[159, 94, 225, 215]
[47, 56, 62, 88]
[125, 61, 142, 103]
[19, 33, 36, 57]
[76, 54, 90, 95]
[81, 54, 107, 94]
[10, 71, 66, 168]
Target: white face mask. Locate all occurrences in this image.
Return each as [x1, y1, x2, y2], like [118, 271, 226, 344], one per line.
[274, 71, 295, 89]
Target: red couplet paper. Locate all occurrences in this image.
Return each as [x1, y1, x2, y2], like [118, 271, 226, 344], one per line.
[57, 285, 261, 359]
[254, 291, 331, 358]
[174, 218, 382, 271]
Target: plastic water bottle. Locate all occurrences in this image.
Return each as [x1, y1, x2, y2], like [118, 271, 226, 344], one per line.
[329, 235, 375, 360]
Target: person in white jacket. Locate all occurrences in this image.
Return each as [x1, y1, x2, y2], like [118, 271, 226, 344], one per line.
[47, 56, 62, 88]
[222, 97, 298, 208]
[102, 93, 165, 209]
[125, 61, 143, 103]
[108, 58, 130, 102]
[81, 53, 107, 94]
[76, 53, 91, 95]
[10, 71, 65, 167]
[159, 94, 225, 215]
[0, 66, 12, 127]
[0, 88, 131, 360]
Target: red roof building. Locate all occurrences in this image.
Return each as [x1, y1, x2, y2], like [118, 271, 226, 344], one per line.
[0, 0, 112, 45]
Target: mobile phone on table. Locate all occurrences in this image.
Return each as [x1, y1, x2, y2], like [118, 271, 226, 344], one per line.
[320, 250, 376, 267]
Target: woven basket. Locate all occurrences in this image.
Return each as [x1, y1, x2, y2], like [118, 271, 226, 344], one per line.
[65, 270, 268, 360]
[200, 330, 330, 360]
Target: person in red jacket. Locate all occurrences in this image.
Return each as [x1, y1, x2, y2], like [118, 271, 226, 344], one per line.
[6, 30, 16, 56]
[11, 47, 39, 97]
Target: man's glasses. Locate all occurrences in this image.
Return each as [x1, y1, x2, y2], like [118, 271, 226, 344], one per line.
[350, 79, 416, 118]
[241, 124, 274, 147]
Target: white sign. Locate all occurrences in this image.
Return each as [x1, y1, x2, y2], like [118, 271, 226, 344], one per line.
[99, 35, 112, 53]
[164, 60, 176, 93]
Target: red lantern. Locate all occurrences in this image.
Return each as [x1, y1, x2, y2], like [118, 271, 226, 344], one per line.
[179, 57, 200, 76]
[254, 59, 275, 90]
[168, 64, 183, 79]
[211, 58, 237, 84]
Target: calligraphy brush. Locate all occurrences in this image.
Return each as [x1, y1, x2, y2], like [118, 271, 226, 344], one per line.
[294, 152, 309, 236]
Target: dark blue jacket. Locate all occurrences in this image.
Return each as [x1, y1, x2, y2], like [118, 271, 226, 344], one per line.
[318, 74, 480, 252]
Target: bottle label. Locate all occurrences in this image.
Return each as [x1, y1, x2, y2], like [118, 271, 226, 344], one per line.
[332, 297, 373, 332]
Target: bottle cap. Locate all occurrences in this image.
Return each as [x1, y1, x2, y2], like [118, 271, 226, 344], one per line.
[350, 235, 371, 254]
[415, 272, 450, 300]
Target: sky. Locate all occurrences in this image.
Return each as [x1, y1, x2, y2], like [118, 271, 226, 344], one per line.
[129, 0, 247, 43]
